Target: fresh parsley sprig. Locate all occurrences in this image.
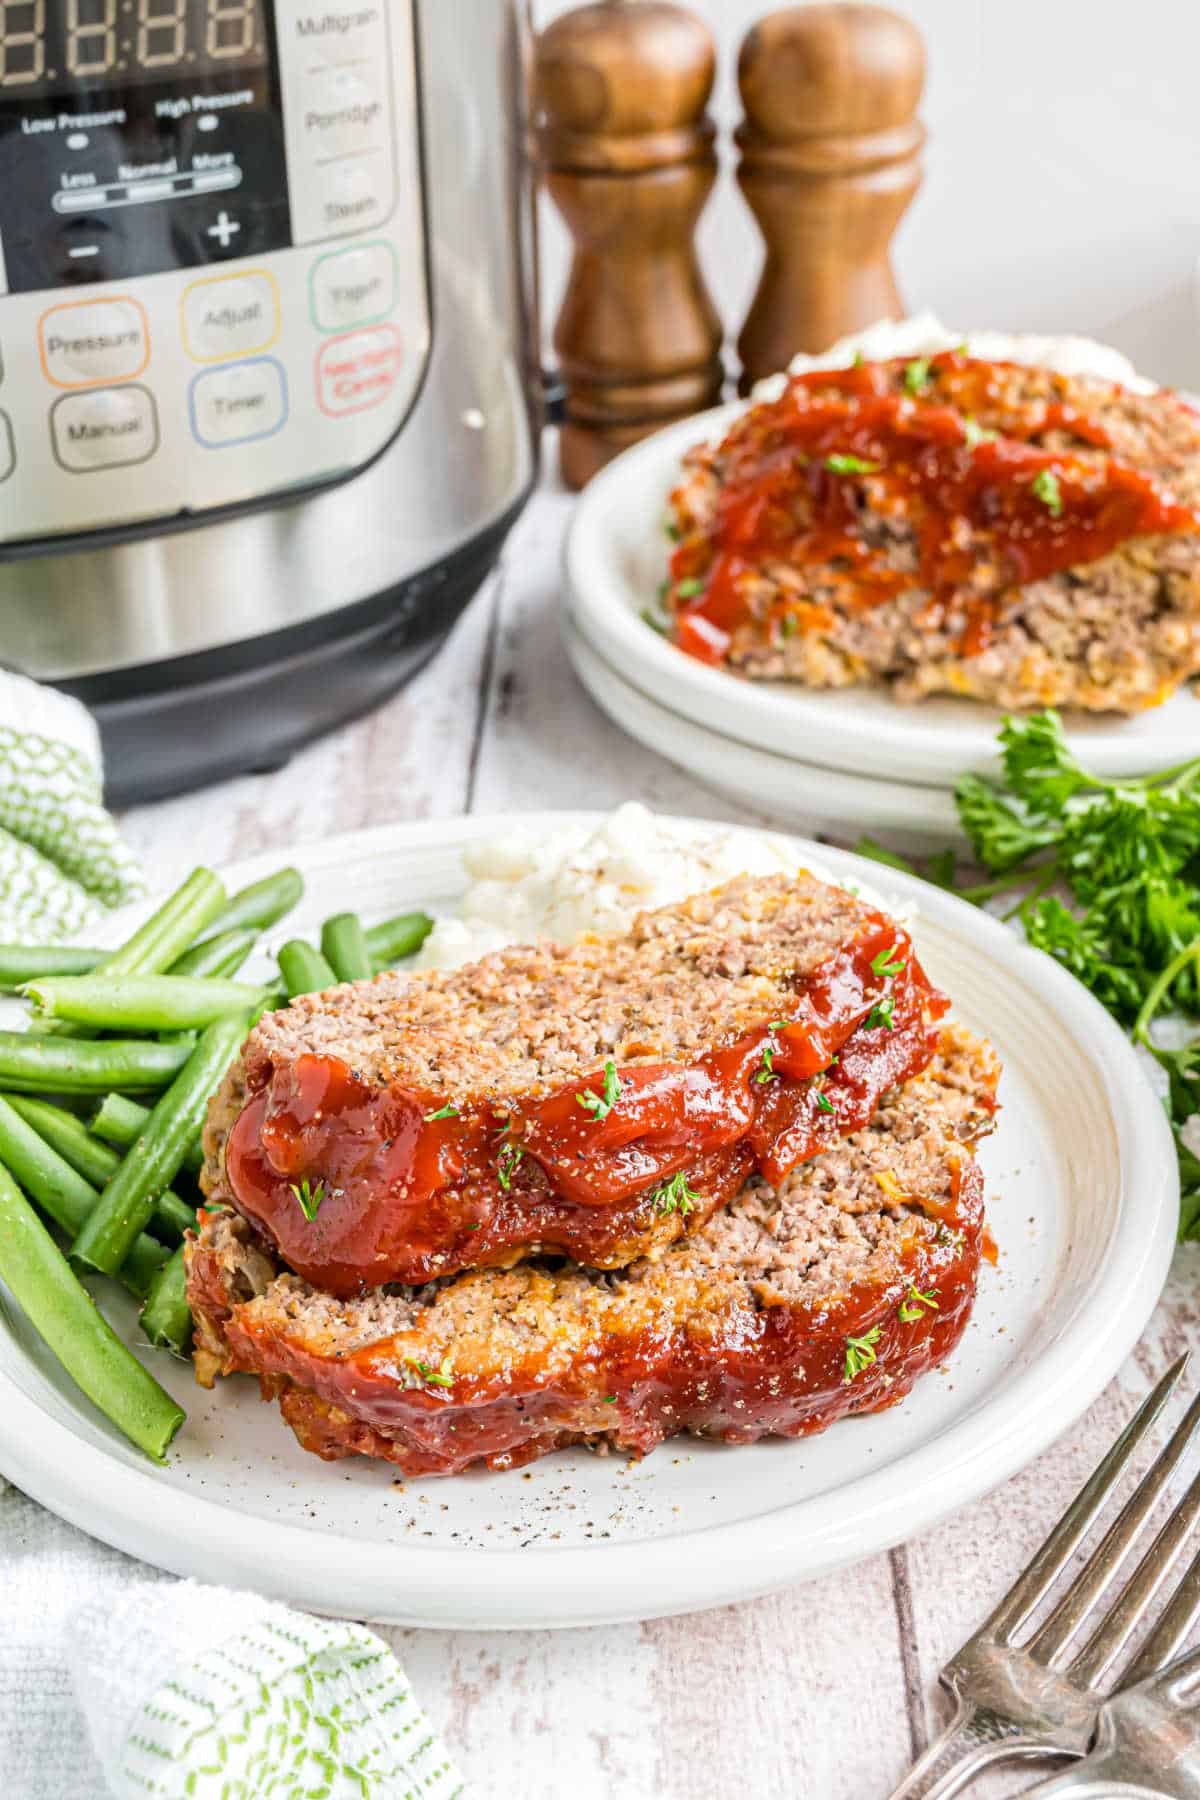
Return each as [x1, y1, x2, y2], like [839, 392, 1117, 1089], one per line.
[852, 708, 1200, 1240]
[289, 1177, 326, 1222]
[843, 1325, 882, 1383]
[650, 1170, 700, 1217]
[577, 1060, 623, 1121]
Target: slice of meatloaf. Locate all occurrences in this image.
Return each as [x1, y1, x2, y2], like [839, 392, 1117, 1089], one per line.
[665, 352, 1200, 713]
[203, 872, 945, 1293]
[186, 1024, 999, 1478]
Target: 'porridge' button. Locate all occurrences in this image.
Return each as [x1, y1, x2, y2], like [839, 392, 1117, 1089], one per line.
[51, 385, 159, 471]
[39, 297, 150, 388]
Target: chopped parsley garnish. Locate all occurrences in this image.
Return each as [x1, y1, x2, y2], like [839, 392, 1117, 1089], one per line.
[641, 606, 670, 637]
[602, 1395, 617, 1404]
[664, 517, 680, 541]
[814, 1089, 835, 1114]
[754, 1041, 778, 1084]
[843, 1325, 883, 1384]
[425, 1103, 460, 1122]
[935, 1223, 965, 1251]
[898, 1285, 939, 1322]
[495, 1140, 525, 1192]
[675, 577, 706, 600]
[779, 614, 798, 640]
[963, 415, 997, 449]
[1031, 467, 1064, 517]
[651, 1170, 699, 1217]
[824, 453, 880, 475]
[289, 1178, 326, 1222]
[403, 1356, 455, 1390]
[870, 945, 907, 979]
[903, 356, 932, 395]
[577, 1059, 623, 1121]
[865, 996, 896, 1031]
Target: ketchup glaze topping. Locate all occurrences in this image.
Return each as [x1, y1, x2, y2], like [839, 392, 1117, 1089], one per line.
[668, 354, 1200, 665]
[223, 923, 946, 1295]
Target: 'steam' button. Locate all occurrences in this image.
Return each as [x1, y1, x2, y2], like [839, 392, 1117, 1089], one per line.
[316, 324, 403, 416]
[181, 270, 281, 363]
[189, 357, 288, 447]
[50, 385, 159, 472]
[39, 297, 150, 389]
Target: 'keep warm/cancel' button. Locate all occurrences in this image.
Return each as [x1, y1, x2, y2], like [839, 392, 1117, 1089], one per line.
[316, 325, 402, 416]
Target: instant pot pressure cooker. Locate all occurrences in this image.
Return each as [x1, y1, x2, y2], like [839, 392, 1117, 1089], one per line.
[0, 1, 540, 802]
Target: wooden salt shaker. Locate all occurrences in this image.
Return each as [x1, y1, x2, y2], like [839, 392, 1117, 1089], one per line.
[735, 3, 926, 391]
[535, 1, 724, 490]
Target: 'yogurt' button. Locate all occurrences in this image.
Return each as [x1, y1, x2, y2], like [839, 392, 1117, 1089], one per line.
[310, 241, 397, 332]
[189, 357, 288, 447]
[39, 297, 150, 388]
[182, 271, 281, 363]
[316, 324, 403, 416]
[51, 385, 159, 471]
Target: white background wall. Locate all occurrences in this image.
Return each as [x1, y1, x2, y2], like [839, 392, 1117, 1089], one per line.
[533, 0, 1200, 391]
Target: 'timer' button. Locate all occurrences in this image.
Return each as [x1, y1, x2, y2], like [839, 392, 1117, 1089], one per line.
[51, 385, 159, 472]
[181, 270, 282, 363]
[189, 357, 288, 447]
[39, 296, 150, 389]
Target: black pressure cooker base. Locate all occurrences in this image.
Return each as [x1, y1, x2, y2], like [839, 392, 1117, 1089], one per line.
[60, 496, 529, 810]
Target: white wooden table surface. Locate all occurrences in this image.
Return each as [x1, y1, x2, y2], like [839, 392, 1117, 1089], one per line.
[114, 484, 1200, 1800]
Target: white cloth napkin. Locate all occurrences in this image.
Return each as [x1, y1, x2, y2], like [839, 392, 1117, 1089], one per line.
[67, 1575, 463, 1799]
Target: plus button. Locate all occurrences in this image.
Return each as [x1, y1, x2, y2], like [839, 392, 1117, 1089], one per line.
[206, 211, 241, 249]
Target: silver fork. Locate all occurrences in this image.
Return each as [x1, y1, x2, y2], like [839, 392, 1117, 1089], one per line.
[888, 1355, 1200, 1799]
[1022, 1643, 1200, 1797]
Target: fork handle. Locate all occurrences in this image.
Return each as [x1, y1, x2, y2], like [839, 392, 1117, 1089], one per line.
[885, 1698, 1063, 1800]
[1021, 1778, 1170, 1799]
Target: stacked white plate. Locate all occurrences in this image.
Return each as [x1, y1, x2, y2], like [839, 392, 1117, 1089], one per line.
[563, 402, 1200, 843]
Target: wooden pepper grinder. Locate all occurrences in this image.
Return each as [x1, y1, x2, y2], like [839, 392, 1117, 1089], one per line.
[535, 1, 724, 489]
[735, 3, 926, 391]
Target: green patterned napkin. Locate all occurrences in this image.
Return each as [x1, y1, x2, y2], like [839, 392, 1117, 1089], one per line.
[70, 1579, 464, 1799]
[0, 669, 144, 939]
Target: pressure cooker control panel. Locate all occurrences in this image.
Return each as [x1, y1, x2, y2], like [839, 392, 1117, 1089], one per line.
[0, 0, 429, 545]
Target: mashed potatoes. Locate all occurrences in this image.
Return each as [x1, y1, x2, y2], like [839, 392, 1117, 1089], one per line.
[417, 803, 907, 970]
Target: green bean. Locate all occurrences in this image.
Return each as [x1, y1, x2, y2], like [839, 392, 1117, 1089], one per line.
[0, 945, 104, 991]
[168, 928, 257, 980]
[320, 912, 373, 983]
[277, 939, 337, 999]
[0, 1100, 167, 1299]
[139, 1245, 193, 1356]
[0, 1031, 189, 1094]
[365, 911, 434, 969]
[4, 1096, 196, 1246]
[201, 867, 304, 938]
[71, 1012, 249, 1277]
[38, 867, 226, 1040]
[24, 974, 267, 1033]
[91, 1093, 204, 1175]
[0, 1159, 184, 1460]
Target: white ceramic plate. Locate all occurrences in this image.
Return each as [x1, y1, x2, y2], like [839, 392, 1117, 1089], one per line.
[565, 403, 1200, 789]
[565, 612, 963, 844]
[0, 816, 1179, 1629]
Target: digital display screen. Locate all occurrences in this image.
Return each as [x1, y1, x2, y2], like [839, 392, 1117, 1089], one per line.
[0, 1, 269, 96]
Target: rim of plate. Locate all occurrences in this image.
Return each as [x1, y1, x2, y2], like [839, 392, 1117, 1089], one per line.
[0, 814, 1179, 1630]
[564, 614, 963, 841]
[564, 402, 1200, 788]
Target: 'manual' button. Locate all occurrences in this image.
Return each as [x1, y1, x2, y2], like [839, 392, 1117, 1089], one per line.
[51, 385, 159, 472]
[181, 271, 281, 363]
[39, 297, 150, 389]
[189, 357, 288, 447]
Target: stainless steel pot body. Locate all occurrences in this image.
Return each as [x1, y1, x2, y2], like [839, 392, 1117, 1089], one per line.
[0, 1, 539, 797]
